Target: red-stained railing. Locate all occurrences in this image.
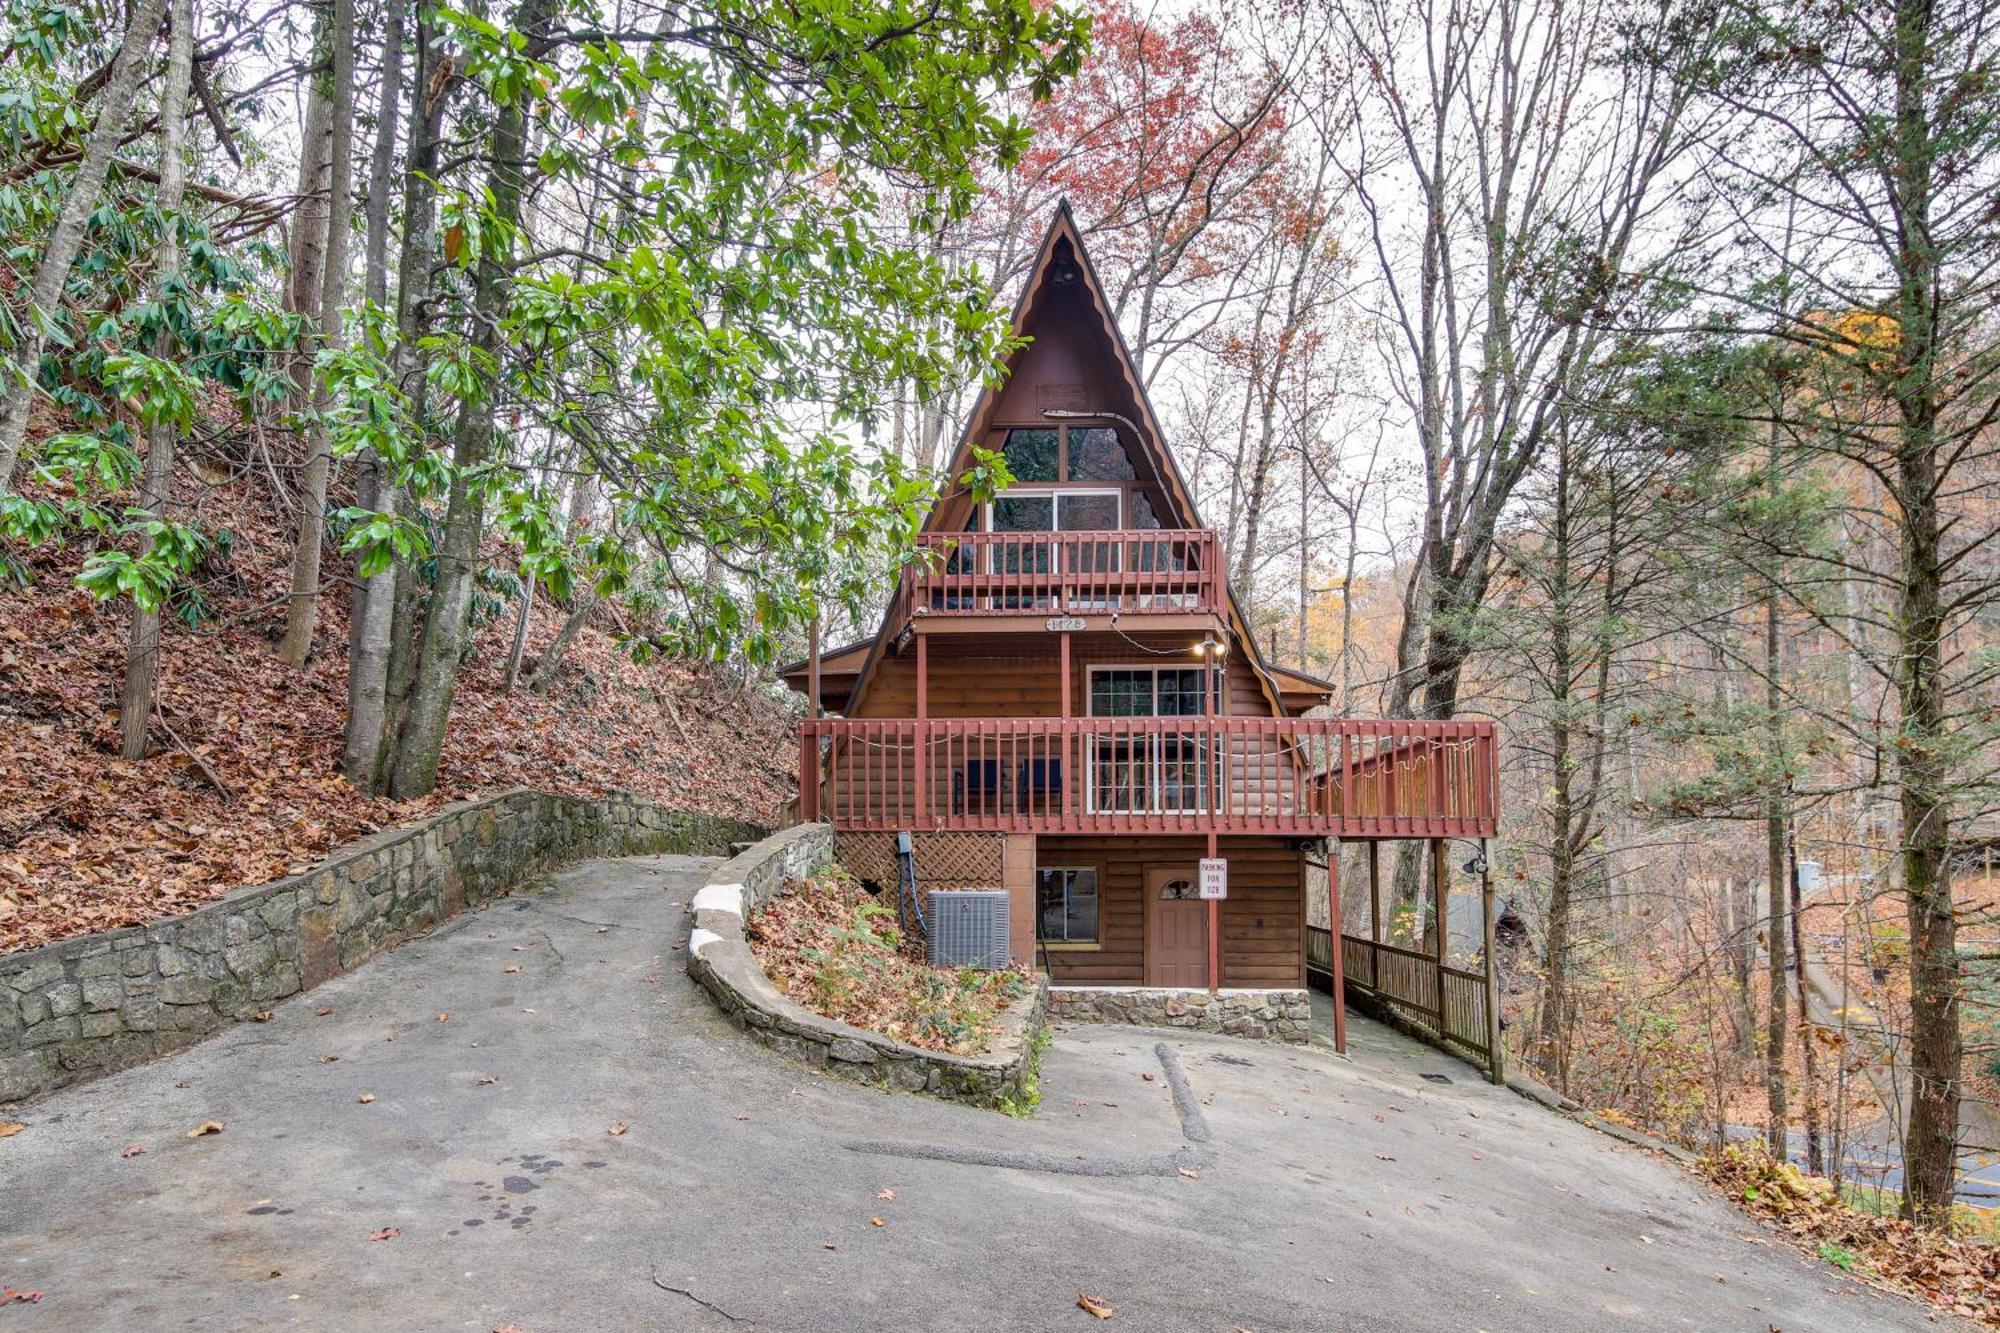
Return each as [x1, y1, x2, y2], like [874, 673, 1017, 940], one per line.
[798, 717, 1498, 838]
[907, 529, 1222, 617]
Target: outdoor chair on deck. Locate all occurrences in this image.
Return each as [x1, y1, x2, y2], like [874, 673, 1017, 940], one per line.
[1018, 757, 1062, 815]
[953, 758, 1002, 816]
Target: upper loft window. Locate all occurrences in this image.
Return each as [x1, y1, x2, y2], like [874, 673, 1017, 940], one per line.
[1002, 428, 1059, 482]
[996, 422, 1138, 485]
[1067, 427, 1136, 482]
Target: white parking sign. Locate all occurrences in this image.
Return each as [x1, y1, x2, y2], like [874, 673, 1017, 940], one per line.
[1198, 857, 1227, 900]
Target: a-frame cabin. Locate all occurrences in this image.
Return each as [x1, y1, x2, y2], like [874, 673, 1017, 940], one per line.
[781, 205, 1499, 1049]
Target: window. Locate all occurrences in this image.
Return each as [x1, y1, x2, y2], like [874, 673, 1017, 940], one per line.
[1037, 867, 1099, 944]
[992, 423, 1134, 485]
[1089, 667, 1208, 717]
[1087, 666, 1213, 814]
[987, 489, 1122, 533]
[1068, 427, 1136, 481]
[1001, 428, 1059, 482]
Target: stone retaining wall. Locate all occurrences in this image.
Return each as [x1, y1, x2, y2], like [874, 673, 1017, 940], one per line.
[1049, 987, 1312, 1044]
[686, 825, 1050, 1107]
[1, 790, 763, 1105]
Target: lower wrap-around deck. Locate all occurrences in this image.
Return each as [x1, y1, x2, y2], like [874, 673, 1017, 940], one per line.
[800, 716, 1498, 839]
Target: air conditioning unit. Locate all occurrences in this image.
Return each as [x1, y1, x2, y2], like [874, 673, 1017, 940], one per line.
[927, 890, 1010, 970]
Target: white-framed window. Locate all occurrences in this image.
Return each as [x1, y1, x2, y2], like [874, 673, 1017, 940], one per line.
[1084, 665, 1213, 815]
[1037, 867, 1100, 944]
[984, 487, 1123, 535]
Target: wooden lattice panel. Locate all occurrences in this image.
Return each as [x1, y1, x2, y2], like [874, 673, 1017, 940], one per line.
[835, 830, 1006, 891]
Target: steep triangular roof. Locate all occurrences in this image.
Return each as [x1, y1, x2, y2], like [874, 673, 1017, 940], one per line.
[826, 202, 1304, 717]
[924, 200, 1205, 532]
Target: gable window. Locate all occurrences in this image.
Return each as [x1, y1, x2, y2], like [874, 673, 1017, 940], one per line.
[993, 422, 1138, 486]
[1037, 867, 1100, 945]
[1001, 428, 1060, 482]
[1086, 666, 1213, 814]
[1067, 427, 1136, 481]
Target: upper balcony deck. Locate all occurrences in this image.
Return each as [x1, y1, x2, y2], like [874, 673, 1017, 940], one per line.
[905, 529, 1223, 628]
[798, 716, 1498, 840]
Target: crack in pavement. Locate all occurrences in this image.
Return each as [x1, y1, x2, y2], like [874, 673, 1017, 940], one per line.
[839, 1043, 1213, 1178]
[651, 1267, 749, 1323]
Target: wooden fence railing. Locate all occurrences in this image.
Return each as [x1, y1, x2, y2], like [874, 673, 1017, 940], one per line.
[1310, 927, 1499, 1080]
[801, 717, 1499, 839]
[907, 529, 1222, 617]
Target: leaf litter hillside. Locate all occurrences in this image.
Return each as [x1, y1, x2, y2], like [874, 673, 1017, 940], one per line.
[0, 465, 796, 955]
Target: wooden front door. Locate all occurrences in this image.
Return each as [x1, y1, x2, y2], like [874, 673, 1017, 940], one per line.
[1145, 866, 1207, 988]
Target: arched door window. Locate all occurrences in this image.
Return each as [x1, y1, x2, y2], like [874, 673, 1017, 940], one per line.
[1158, 878, 1200, 901]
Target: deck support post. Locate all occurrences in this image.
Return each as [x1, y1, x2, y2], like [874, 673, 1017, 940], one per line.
[1480, 838, 1503, 1084]
[1433, 837, 1448, 964]
[1369, 841, 1381, 945]
[914, 634, 928, 826]
[1432, 838, 1449, 1047]
[807, 615, 820, 717]
[1329, 841, 1346, 1052]
[1207, 829, 1220, 993]
[1060, 632, 1071, 718]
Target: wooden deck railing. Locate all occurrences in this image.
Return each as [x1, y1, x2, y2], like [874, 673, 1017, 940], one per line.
[799, 717, 1498, 838]
[1311, 927, 1497, 1075]
[907, 529, 1222, 617]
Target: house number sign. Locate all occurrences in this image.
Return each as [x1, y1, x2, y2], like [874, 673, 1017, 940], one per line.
[1198, 857, 1228, 900]
[1045, 616, 1087, 632]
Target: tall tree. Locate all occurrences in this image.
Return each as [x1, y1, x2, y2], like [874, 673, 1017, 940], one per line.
[116, 0, 199, 759]
[277, 0, 357, 665]
[1667, 0, 2000, 1224]
[0, 0, 168, 489]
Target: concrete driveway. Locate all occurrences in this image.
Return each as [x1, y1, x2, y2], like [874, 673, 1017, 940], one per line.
[0, 853, 1952, 1331]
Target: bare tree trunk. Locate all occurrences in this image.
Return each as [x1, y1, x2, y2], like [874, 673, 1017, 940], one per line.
[386, 0, 552, 798]
[1790, 836, 1825, 1174]
[362, 0, 404, 312]
[1888, 0, 1958, 1225]
[117, 0, 197, 760]
[278, 0, 357, 666]
[0, 0, 168, 490]
[502, 569, 536, 693]
[343, 2, 449, 791]
[528, 589, 596, 693]
[1764, 531, 1790, 1158]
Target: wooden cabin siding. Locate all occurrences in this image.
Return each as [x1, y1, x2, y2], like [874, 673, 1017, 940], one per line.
[853, 639, 1272, 720]
[1033, 836, 1305, 988]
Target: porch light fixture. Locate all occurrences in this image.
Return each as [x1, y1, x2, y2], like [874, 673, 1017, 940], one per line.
[1191, 635, 1227, 659]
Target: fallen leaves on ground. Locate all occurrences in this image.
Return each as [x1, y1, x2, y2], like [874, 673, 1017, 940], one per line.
[1077, 1292, 1115, 1319]
[435, 1012, 449, 1022]
[0, 464, 791, 956]
[869, 1216, 885, 1228]
[356, 1092, 375, 1104]
[120, 1143, 144, 1158]
[875, 1188, 895, 1200]
[1703, 1143, 2000, 1325]
[745, 867, 1032, 1055]
[608, 1121, 627, 1136]
[186, 1120, 224, 1138]
[0, 1122, 24, 1137]
[367, 1227, 400, 1242]
[314, 1007, 333, 1017]
[503, 965, 521, 974]
[2, 1287, 42, 1305]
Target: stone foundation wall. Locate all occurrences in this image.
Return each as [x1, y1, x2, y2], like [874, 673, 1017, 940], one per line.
[1049, 987, 1312, 1044]
[1, 790, 764, 1105]
[687, 825, 1050, 1107]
